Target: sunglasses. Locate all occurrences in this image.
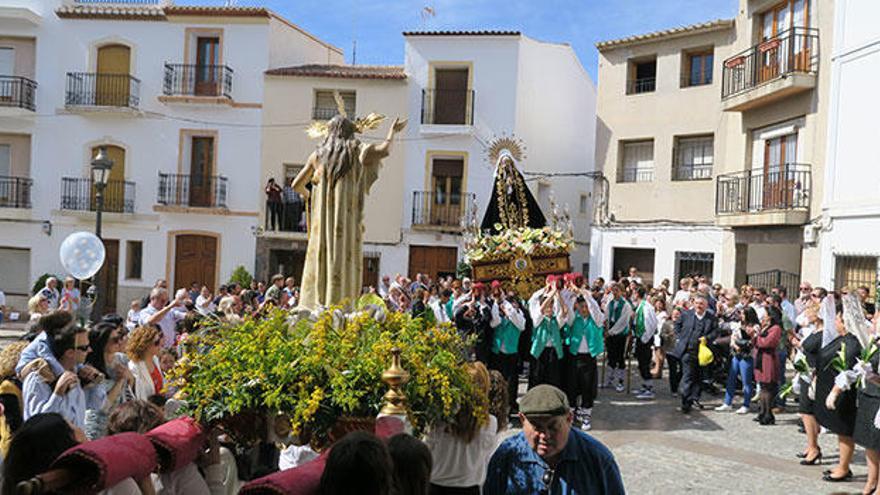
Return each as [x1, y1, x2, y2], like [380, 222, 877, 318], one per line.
[75, 344, 91, 352]
[540, 468, 556, 495]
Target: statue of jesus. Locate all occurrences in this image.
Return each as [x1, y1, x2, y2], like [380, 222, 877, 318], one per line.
[293, 113, 406, 309]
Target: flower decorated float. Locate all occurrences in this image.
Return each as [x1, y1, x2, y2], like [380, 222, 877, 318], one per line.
[465, 137, 574, 297]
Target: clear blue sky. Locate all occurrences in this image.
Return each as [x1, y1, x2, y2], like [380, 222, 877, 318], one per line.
[181, 0, 736, 81]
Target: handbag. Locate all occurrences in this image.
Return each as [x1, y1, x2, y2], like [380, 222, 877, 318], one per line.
[698, 337, 714, 366]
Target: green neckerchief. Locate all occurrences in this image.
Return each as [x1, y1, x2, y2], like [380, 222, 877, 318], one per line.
[633, 300, 647, 338]
[530, 316, 563, 359]
[492, 318, 520, 355]
[608, 297, 625, 326]
[445, 298, 453, 319]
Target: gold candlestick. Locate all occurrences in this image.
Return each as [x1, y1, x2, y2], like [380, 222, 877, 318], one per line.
[381, 347, 410, 415]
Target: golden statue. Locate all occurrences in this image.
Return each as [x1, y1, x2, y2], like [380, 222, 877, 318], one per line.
[294, 94, 406, 309]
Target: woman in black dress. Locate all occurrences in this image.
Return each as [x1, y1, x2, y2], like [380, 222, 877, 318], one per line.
[854, 336, 880, 495]
[795, 304, 823, 466]
[816, 295, 863, 483]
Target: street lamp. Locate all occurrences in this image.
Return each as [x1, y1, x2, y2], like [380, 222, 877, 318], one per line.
[90, 146, 113, 323]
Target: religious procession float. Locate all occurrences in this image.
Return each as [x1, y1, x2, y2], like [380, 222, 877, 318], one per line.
[465, 136, 574, 298]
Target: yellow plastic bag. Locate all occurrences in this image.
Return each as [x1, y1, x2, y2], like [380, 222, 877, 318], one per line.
[698, 337, 714, 366]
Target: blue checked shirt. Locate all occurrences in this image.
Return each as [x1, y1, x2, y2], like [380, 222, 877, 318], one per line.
[484, 429, 625, 495]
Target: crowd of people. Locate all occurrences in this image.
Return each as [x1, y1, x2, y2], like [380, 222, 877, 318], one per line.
[5, 265, 880, 494]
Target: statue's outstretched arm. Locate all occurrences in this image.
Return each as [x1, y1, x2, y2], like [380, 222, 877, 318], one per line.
[292, 154, 316, 197]
[364, 117, 407, 166]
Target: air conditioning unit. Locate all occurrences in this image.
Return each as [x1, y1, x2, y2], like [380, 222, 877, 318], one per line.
[803, 224, 818, 244]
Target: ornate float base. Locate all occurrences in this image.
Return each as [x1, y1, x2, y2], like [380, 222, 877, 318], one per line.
[471, 248, 570, 298]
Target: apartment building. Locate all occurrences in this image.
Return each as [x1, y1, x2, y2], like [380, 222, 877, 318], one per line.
[0, 0, 341, 313]
[593, 0, 833, 294]
[260, 31, 596, 283]
[818, 0, 880, 294]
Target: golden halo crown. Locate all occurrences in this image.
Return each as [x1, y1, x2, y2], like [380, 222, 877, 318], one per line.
[487, 136, 525, 166]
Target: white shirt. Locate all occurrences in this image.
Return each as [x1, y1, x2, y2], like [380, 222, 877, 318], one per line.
[426, 415, 498, 488]
[195, 295, 216, 316]
[138, 304, 186, 348]
[0, 290, 6, 307]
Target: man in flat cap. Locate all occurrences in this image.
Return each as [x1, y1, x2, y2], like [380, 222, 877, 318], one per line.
[484, 384, 625, 494]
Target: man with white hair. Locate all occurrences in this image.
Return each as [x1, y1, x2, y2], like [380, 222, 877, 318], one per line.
[39, 277, 61, 311]
[138, 288, 187, 348]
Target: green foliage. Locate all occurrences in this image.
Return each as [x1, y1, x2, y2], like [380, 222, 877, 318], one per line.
[32, 273, 59, 295]
[228, 265, 253, 288]
[169, 307, 486, 448]
[456, 261, 472, 279]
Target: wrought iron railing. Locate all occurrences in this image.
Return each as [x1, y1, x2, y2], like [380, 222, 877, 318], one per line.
[65, 72, 140, 108]
[0, 76, 37, 111]
[746, 269, 800, 297]
[673, 164, 714, 181]
[626, 77, 656, 95]
[715, 163, 810, 215]
[157, 172, 227, 208]
[421, 89, 475, 125]
[264, 199, 307, 233]
[722, 27, 819, 99]
[0, 176, 32, 208]
[163, 63, 233, 98]
[618, 168, 654, 183]
[60, 177, 135, 214]
[411, 191, 476, 229]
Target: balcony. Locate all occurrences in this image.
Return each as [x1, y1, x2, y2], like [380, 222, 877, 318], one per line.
[60, 177, 135, 214]
[411, 190, 476, 231]
[420, 89, 474, 129]
[263, 200, 306, 234]
[715, 163, 810, 226]
[626, 77, 656, 95]
[0, 176, 32, 208]
[157, 172, 227, 209]
[721, 27, 819, 112]
[0, 76, 37, 112]
[65, 72, 140, 110]
[162, 63, 233, 100]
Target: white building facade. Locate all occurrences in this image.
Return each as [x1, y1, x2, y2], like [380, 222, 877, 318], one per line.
[399, 31, 596, 280]
[0, 0, 341, 313]
[817, 0, 880, 292]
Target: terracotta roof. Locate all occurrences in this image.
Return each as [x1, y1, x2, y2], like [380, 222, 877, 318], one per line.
[163, 5, 271, 17]
[265, 64, 406, 80]
[596, 19, 734, 50]
[402, 30, 520, 37]
[55, 4, 166, 20]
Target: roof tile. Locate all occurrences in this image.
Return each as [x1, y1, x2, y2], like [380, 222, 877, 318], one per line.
[596, 19, 734, 50]
[265, 64, 406, 80]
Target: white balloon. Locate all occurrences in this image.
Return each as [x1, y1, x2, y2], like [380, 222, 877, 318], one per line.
[59, 232, 106, 280]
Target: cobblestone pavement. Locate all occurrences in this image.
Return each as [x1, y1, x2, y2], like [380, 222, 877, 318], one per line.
[584, 375, 867, 494]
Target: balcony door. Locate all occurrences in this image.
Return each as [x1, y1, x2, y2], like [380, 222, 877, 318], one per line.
[433, 68, 469, 124]
[94, 239, 119, 315]
[760, 0, 810, 82]
[195, 37, 220, 96]
[763, 133, 797, 210]
[96, 44, 130, 106]
[0, 48, 13, 100]
[90, 145, 125, 213]
[189, 136, 214, 207]
[430, 158, 463, 227]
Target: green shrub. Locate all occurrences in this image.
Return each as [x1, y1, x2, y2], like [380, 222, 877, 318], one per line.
[228, 265, 253, 288]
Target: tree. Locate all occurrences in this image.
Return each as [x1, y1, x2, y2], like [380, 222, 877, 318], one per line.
[228, 265, 253, 288]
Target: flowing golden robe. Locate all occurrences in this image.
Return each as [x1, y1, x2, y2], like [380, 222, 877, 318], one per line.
[294, 143, 381, 309]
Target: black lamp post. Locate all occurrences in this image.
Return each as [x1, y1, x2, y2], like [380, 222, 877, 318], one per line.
[90, 146, 113, 323]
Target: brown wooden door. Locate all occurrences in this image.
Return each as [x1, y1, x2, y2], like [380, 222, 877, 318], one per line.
[433, 68, 469, 124]
[96, 44, 130, 106]
[430, 158, 464, 226]
[174, 235, 217, 291]
[195, 37, 220, 96]
[763, 134, 796, 209]
[189, 137, 214, 207]
[90, 145, 126, 213]
[96, 239, 119, 315]
[408, 246, 457, 281]
[362, 255, 380, 291]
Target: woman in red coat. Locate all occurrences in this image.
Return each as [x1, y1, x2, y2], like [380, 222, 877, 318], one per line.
[753, 306, 783, 425]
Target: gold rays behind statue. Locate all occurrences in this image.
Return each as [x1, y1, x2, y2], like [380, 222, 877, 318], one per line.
[487, 136, 526, 166]
[306, 90, 386, 139]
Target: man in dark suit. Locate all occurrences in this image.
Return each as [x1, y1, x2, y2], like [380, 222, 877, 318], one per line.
[670, 293, 718, 413]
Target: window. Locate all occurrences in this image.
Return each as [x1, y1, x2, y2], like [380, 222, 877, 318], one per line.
[426, 157, 464, 226]
[835, 255, 878, 296]
[126, 241, 142, 279]
[579, 194, 589, 214]
[313, 90, 356, 121]
[0, 48, 13, 98]
[581, 263, 590, 277]
[0, 247, 29, 296]
[0, 144, 9, 176]
[619, 140, 654, 183]
[428, 67, 472, 125]
[675, 251, 714, 282]
[627, 58, 656, 94]
[673, 135, 713, 180]
[682, 50, 713, 87]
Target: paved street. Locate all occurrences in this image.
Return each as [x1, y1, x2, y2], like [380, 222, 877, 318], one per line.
[587, 376, 866, 494]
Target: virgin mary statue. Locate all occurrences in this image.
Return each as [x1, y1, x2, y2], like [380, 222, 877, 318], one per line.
[293, 109, 406, 309]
